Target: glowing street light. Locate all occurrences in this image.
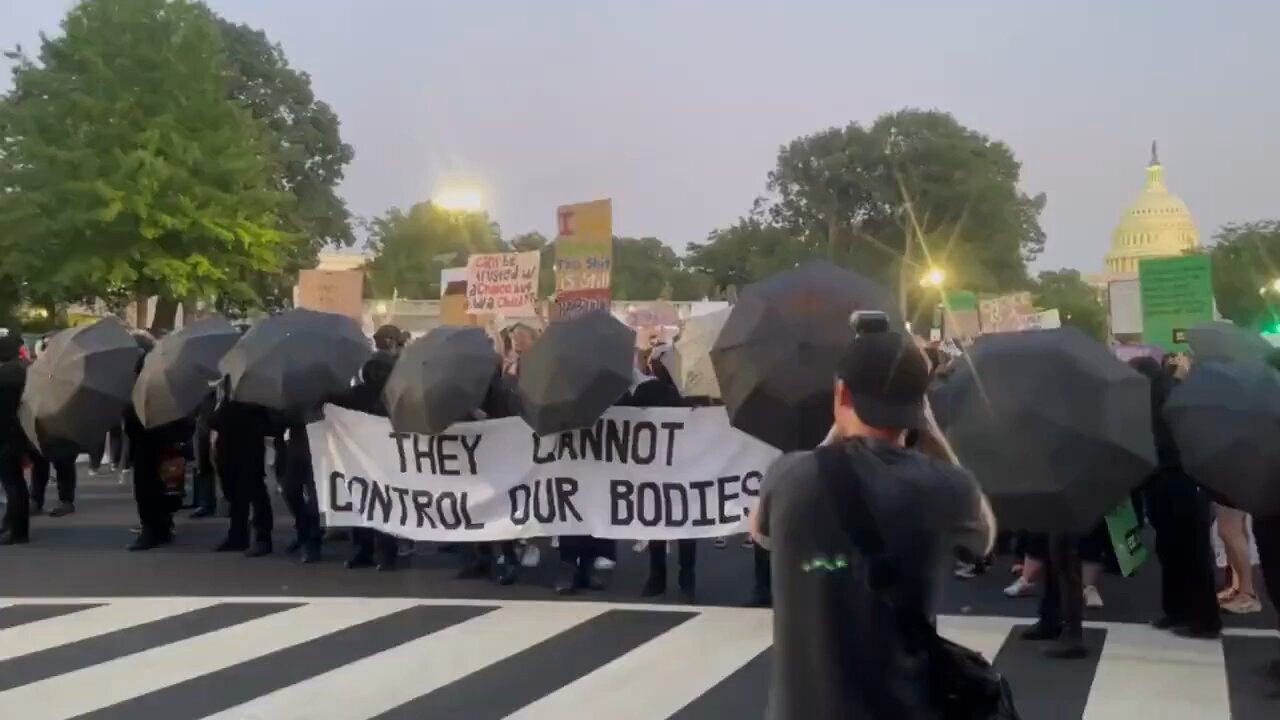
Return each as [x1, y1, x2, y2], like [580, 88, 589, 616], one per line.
[919, 267, 946, 288]
[1259, 279, 1280, 296]
[434, 189, 483, 212]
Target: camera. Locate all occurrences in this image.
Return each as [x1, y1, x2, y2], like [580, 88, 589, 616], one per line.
[849, 310, 890, 336]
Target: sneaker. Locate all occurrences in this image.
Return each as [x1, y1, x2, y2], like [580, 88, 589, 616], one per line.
[594, 556, 616, 571]
[1222, 592, 1262, 615]
[954, 562, 979, 579]
[520, 544, 541, 568]
[714, 538, 728, 549]
[1083, 585, 1104, 609]
[1004, 577, 1038, 597]
[632, 541, 649, 552]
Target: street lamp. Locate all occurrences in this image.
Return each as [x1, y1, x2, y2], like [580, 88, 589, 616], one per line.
[919, 267, 946, 288]
[434, 189, 483, 212]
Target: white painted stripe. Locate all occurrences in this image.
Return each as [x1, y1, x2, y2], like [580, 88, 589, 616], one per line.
[1082, 624, 1232, 720]
[199, 604, 608, 720]
[506, 608, 772, 720]
[0, 600, 416, 720]
[938, 615, 1021, 662]
[0, 599, 217, 661]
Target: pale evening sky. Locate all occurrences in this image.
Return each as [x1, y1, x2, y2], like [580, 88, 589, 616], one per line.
[2, 0, 1277, 274]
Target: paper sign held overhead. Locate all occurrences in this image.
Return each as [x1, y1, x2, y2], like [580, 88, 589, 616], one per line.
[553, 200, 613, 315]
[296, 269, 364, 321]
[465, 251, 540, 316]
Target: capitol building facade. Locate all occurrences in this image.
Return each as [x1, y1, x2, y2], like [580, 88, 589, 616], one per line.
[1098, 142, 1200, 280]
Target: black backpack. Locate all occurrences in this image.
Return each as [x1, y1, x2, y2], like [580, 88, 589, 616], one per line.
[813, 443, 1021, 720]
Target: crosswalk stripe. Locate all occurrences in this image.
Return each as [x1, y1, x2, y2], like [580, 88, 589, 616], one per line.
[0, 603, 295, 694]
[668, 648, 771, 719]
[993, 625, 1108, 720]
[372, 609, 695, 720]
[507, 608, 772, 720]
[0, 601, 418, 720]
[79, 605, 494, 720]
[201, 604, 609, 720]
[1083, 624, 1232, 720]
[1222, 635, 1280, 720]
[0, 598, 217, 662]
[938, 615, 1023, 662]
[0, 603, 98, 631]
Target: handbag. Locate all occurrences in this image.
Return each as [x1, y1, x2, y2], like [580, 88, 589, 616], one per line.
[813, 443, 1021, 720]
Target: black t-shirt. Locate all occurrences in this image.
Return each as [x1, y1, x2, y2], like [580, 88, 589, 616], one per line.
[756, 437, 989, 720]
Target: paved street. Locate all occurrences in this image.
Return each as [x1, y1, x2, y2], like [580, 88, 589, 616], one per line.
[1, 469, 1277, 719]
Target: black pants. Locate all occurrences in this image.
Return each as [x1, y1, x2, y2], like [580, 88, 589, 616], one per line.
[192, 422, 216, 512]
[30, 454, 76, 507]
[221, 434, 272, 543]
[1038, 534, 1084, 639]
[280, 427, 319, 547]
[648, 540, 696, 580]
[131, 432, 171, 535]
[0, 449, 28, 538]
[754, 544, 771, 595]
[89, 424, 125, 471]
[351, 528, 398, 565]
[1150, 487, 1221, 630]
[1253, 515, 1280, 635]
[559, 536, 612, 571]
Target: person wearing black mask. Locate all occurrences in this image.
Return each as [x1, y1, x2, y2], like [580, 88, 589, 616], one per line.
[636, 346, 699, 602]
[1130, 356, 1221, 637]
[0, 336, 30, 545]
[210, 376, 275, 557]
[332, 350, 401, 570]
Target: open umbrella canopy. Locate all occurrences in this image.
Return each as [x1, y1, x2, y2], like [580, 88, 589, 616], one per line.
[1165, 360, 1280, 515]
[710, 261, 901, 451]
[1185, 321, 1272, 364]
[219, 308, 370, 413]
[930, 327, 1156, 534]
[516, 311, 635, 435]
[133, 316, 240, 428]
[19, 318, 140, 460]
[668, 307, 729, 400]
[384, 326, 501, 435]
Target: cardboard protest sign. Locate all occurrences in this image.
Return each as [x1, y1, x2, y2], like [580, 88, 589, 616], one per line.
[465, 251, 540, 315]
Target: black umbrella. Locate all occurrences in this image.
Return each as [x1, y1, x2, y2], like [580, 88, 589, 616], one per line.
[132, 316, 240, 428]
[384, 326, 501, 434]
[1185, 321, 1272, 364]
[516, 311, 635, 435]
[219, 308, 371, 412]
[929, 327, 1156, 534]
[710, 260, 901, 451]
[1165, 360, 1280, 515]
[19, 318, 141, 460]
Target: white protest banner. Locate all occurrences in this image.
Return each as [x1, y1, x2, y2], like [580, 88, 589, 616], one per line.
[309, 404, 781, 541]
[466, 251, 540, 315]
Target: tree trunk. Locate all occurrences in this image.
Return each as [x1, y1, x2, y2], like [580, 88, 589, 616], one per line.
[149, 297, 179, 335]
[134, 288, 149, 330]
[827, 214, 840, 260]
[898, 225, 914, 321]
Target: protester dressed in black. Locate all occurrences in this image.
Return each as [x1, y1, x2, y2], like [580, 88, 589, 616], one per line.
[458, 366, 523, 585]
[332, 351, 401, 570]
[1129, 356, 1221, 637]
[277, 407, 324, 563]
[210, 377, 275, 557]
[0, 337, 30, 545]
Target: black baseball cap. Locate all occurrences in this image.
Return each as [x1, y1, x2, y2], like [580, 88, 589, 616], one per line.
[837, 330, 931, 430]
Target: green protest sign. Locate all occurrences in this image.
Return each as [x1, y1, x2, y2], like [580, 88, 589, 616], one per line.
[1139, 255, 1214, 352]
[1105, 498, 1149, 577]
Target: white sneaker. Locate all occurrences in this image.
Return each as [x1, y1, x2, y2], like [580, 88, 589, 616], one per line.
[520, 544, 541, 568]
[594, 556, 616, 571]
[1003, 577, 1037, 597]
[632, 541, 648, 552]
[1083, 585, 1104, 609]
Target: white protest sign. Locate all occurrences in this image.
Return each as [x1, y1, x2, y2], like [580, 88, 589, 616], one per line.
[309, 405, 781, 541]
[465, 251, 540, 315]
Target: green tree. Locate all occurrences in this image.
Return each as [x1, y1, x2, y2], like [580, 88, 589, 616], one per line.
[767, 109, 1045, 306]
[364, 201, 503, 299]
[1203, 220, 1280, 329]
[0, 0, 291, 327]
[685, 211, 817, 293]
[1030, 268, 1107, 340]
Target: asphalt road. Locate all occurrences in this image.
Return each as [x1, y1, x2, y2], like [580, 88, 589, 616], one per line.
[1, 467, 1277, 719]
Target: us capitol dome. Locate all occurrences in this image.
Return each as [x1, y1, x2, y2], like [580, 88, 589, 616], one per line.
[1102, 141, 1199, 277]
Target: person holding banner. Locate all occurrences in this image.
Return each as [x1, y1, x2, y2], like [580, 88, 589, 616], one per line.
[210, 377, 275, 557]
[458, 364, 524, 586]
[636, 346, 699, 602]
[332, 350, 401, 571]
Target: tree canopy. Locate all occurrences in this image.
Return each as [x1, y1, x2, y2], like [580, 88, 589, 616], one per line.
[1031, 268, 1107, 340]
[0, 0, 292, 323]
[1202, 220, 1280, 330]
[363, 202, 503, 299]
